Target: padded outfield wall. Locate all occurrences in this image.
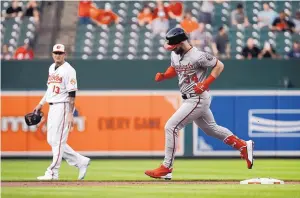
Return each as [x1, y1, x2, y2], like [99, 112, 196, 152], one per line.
[2, 59, 300, 90]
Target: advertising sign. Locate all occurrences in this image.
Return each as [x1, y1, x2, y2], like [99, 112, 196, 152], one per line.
[193, 90, 300, 157]
[1, 91, 184, 156]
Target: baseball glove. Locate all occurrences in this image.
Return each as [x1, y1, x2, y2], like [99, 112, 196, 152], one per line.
[24, 110, 44, 126]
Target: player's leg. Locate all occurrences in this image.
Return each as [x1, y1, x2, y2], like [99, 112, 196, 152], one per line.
[38, 103, 69, 180]
[63, 144, 90, 167]
[37, 104, 61, 180]
[163, 99, 203, 168]
[63, 144, 91, 180]
[145, 97, 204, 179]
[194, 108, 254, 169]
[194, 108, 234, 140]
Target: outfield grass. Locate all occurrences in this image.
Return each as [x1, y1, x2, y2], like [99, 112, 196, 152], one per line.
[2, 185, 300, 198]
[2, 159, 300, 181]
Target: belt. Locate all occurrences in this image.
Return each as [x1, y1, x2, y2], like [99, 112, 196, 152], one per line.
[182, 93, 198, 99]
[49, 102, 68, 105]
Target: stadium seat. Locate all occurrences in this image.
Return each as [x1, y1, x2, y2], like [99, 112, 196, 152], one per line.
[73, 1, 300, 60]
[1, 1, 39, 57]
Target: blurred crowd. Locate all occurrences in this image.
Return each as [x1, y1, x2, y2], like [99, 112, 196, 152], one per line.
[77, 0, 300, 60]
[1, 0, 39, 60]
[1, 41, 34, 60]
[1, 1, 299, 60]
[3, 0, 39, 23]
[78, 0, 119, 26]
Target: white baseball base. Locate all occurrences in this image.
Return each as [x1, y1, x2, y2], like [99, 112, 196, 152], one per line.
[240, 178, 284, 184]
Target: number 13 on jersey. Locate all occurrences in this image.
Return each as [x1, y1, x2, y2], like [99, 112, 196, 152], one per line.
[53, 85, 60, 94]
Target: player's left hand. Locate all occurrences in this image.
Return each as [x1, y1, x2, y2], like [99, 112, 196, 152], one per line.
[155, 73, 165, 82]
[67, 112, 74, 130]
[193, 82, 208, 94]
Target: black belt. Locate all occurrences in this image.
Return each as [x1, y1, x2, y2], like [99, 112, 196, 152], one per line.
[182, 93, 198, 99]
[49, 102, 67, 105]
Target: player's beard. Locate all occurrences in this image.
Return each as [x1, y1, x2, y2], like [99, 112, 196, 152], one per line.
[174, 47, 184, 55]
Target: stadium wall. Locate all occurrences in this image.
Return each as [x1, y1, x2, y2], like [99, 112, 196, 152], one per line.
[2, 59, 300, 90]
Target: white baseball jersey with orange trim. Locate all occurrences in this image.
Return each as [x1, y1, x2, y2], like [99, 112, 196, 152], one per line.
[46, 61, 78, 103]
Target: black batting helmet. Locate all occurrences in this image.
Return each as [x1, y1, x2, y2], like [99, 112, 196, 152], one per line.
[164, 27, 188, 51]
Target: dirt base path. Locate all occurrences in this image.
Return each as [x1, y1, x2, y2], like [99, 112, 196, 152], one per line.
[2, 180, 300, 187]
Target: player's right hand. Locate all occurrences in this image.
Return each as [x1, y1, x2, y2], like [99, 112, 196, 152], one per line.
[33, 104, 43, 113]
[155, 73, 165, 82]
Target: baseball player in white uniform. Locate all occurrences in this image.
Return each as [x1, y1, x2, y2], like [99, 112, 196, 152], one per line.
[35, 44, 90, 180]
[145, 28, 254, 180]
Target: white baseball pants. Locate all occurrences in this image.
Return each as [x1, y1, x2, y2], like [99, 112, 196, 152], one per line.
[44, 102, 89, 178]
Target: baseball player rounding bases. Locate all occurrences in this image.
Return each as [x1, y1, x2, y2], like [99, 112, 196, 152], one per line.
[35, 44, 90, 180]
[145, 28, 254, 180]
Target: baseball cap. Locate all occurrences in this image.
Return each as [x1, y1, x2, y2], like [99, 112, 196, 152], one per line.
[52, 44, 65, 53]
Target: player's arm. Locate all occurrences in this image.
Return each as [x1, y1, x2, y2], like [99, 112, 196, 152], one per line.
[39, 90, 47, 105]
[210, 59, 224, 79]
[33, 91, 47, 112]
[196, 60, 223, 89]
[68, 91, 76, 113]
[194, 53, 224, 94]
[155, 66, 177, 82]
[34, 74, 50, 112]
[66, 68, 78, 128]
[67, 91, 76, 129]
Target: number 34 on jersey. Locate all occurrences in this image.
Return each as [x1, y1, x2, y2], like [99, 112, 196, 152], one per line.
[182, 72, 199, 84]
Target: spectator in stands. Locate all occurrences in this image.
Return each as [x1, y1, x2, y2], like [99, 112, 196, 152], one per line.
[151, 11, 169, 37]
[258, 42, 278, 59]
[190, 23, 212, 51]
[24, 0, 40, 24]
[287, 41, 300, 59]
[90, 3, 119, 26]
[138, 5, 153, 26]
[198, 1, 214, 24]
[212, 26, 230, 59]
[5, 0, 23, 18]
[293, 11, 300, 33]
[14, 41, 34, 60]
[153, 0, 169, 19]
[1, 45, 12, 60]
[231, 3, 250, 27]
[257, 3, 278, 28]
[271, 11, 295, 33]
[78, 0, 94, 25]
[167, 0, 184, 21]
[241, 38, 261, 59]
[180, 12, 199, 34]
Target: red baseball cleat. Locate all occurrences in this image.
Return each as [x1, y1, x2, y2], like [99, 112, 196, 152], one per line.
[145, 164, 173, 180]
[240, 140, 254, 169]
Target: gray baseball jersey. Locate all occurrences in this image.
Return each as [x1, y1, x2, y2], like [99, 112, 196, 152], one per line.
[170, 47, 217, 94]
[162, 47, 233, 169]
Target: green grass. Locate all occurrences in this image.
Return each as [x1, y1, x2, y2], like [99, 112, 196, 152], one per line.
[1, 159, 300, 181]
[2, 159, 300, 198]
[2, 185, 300, 198]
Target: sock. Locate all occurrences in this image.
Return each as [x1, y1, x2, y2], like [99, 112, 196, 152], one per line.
[223, 135, 246, 150]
